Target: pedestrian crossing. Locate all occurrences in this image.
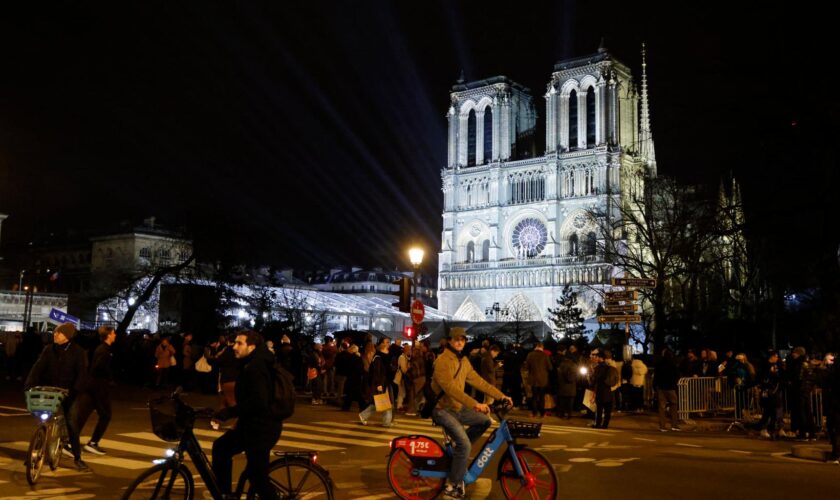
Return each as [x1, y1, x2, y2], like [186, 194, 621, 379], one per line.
[0, 416, 620, 474]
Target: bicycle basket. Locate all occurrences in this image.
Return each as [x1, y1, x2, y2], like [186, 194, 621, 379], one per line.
[507, 420, 542, 439]
[149, 396, 193, 442]
[25, 388, 67, 415]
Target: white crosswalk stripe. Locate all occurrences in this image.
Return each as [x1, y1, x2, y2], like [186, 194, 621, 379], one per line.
[0, 417, 616, 474]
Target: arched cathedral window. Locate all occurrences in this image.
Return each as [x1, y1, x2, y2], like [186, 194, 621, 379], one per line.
[467, 109, 477, 166]
[466, 241, 475, 262]
[585, 232, 597, 255]
[482, 240, 490, 262]
[569, 89, 578, 150]
[586, 87, 596, 147]
[483, 107, 492, 162]
[568, 233, 579, 256]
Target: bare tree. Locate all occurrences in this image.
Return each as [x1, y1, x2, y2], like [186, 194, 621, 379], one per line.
[590, 174, 719, 351]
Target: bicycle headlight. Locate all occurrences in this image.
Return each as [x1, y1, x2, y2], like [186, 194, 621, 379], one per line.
[152, 458, 167, 465]
[579, 366, 588, 375]
[40, 413, 49, 421]
[165, 449, 176, 457]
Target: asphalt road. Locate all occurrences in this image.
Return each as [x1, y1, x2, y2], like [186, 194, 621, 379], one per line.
[1, 382, 837, 499]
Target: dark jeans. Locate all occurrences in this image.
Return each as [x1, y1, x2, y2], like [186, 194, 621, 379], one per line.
[433, 407, 491, 485]
[61, 395, 82, 460]
[556, 395, 574, 418]
[596, 401, 613, 428]
[530, 386, 547, 416]
[212, 426, 280, 499]
[755, 395, 783, 433]
[76, 384, 112, 443]
[827, 410, 840, 460]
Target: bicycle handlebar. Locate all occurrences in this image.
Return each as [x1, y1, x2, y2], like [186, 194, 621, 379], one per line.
[490, 399, 513, 419]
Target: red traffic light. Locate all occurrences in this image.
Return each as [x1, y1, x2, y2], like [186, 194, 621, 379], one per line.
[403, 325, 415, 339]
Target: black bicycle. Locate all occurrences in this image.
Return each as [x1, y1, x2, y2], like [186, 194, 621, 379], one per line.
[24, 386, 69, 486]
[122, 390, 334, 499]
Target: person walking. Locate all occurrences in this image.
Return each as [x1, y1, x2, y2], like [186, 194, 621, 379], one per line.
[590, 351, 615, 428]
[525, 342, 553, 418]
[629, 356, 649, 412]
[654, 348, 681, 431]
[359, 338, 394, 427]
[76, 326, 116, 456]
[341, 344, 366, 411]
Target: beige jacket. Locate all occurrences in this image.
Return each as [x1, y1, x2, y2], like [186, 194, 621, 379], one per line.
[432, 348, 505, 411]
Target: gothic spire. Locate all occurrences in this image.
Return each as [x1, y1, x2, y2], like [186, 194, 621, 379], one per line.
[639, 42, 657, 177]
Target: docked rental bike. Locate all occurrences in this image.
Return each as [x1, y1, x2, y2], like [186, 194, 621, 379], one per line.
[122, 389, 334, 499]
[24, 386, 69, 486]
[387, 400, 557, 499]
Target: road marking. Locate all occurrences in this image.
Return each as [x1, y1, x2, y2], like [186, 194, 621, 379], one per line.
[0, 441, 151, 470]
[632, 437, 656, 442]
[729, 449, 752, 454]
[191, 429, 344, 452]
[272, 430, 382, 448]
[542, 424, 620, 434]
[81, 435, 170, 457]
[284, 422, 405, 440]
[675, 443, 702, 448]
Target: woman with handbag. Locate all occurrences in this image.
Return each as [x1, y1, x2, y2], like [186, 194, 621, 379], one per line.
[358, 337, 394, 427]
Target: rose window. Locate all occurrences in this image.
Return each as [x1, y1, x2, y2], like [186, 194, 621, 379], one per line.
[511, 218, 547, 258]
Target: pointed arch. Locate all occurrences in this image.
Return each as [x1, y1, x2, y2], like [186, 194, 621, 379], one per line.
[453, 297, 486, 321]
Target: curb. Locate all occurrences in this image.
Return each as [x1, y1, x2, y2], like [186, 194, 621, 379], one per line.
[791, 444, 832, 462]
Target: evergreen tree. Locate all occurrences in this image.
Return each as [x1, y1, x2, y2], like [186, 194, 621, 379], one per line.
[548, 286, 585, 340]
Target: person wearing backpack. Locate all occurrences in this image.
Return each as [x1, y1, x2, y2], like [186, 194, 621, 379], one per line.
[590, 350, 616, 429]
[211, 330, 280, 500]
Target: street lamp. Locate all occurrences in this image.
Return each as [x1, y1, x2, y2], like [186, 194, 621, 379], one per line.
[408, 247, 424, 346]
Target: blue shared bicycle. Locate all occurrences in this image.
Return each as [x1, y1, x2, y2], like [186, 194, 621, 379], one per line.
[386, 400, 557, 499]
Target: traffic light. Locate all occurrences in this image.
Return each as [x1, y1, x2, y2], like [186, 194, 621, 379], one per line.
[403, 325, 415, 339]
[392, 277, 411, 312]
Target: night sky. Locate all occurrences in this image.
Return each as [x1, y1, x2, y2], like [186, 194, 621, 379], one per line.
[0, 1, 834, 283]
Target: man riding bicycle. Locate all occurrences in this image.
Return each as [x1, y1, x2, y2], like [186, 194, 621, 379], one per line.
[24, 322, 90, 471]
[431, 327, 512, 499]
[211, 330, 280, 500]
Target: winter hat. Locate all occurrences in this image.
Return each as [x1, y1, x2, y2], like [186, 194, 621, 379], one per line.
[54, 322, 77, 340]
[793, 347, 806, 356]
[448, 327, 467, 340]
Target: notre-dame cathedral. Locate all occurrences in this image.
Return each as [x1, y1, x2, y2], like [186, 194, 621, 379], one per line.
[437, 45, 657, 325]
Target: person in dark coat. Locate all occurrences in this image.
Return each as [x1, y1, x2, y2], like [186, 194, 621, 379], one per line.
[590, 351, 614, 428]
[479, 345, 500, 404]
[654, 348, 681, 431]
[212, 331, 280, 500]
[76, 326, 116, 455]
[555, 346, 577, 419]
[24, 322, 90, 471]
[502, 344, 524, 409]
[752, 350, 784, 438]
[358, 337, 394, 426]
[207, 335, 240, 411]
[819, 353, 840, 463]
[525, 343, 553, 418]
[341, 344, 366, 411]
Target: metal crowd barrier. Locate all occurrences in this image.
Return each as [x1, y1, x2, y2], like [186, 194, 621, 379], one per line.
[677, 376, 735, 421]
[675, 376, 825, 430]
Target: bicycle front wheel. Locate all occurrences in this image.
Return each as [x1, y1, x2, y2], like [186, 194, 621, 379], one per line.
[121, 463, 194, 500]
[249, 456, 333, 500]
[498, 448, 558, 499]
[47, 417, 66, 471]
[26, 424, 48, 485]
[386, 448, 445, 500]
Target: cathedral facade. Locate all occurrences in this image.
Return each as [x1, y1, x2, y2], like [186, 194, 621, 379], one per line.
[437, 47, 657, 325]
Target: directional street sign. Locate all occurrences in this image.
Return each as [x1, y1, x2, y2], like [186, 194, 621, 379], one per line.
[611, 277, 657, 288]
[597, 314, 642, 323]
[48, 308, 80, 326]
[604, 304, 639, 314]
[605, 290, 638, 301]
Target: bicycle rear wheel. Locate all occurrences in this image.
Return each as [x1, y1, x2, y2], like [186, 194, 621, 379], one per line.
[386, 448, 445, 500]
[252, 456, 333, 499]
[121, 463, 194, 500]
[26, 424, 48, 485]
[498, 448, 557, 499]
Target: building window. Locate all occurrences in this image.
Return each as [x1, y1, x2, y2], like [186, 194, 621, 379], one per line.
[568, 234, 579, 256]
[482, 240, 490, 262]
[586, 87, 596, 147]
[483, 107, 492, 162]
[466, 241, 475, 262]
[467, 109, 477, 166]
[585, 232, 597, 255]
[139, 247, 152, 258]
[370, 285, 375, 292]
[569, 89, 578, 150]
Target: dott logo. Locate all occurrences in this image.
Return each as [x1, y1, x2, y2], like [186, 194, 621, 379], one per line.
[476, 447, 494, 468]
